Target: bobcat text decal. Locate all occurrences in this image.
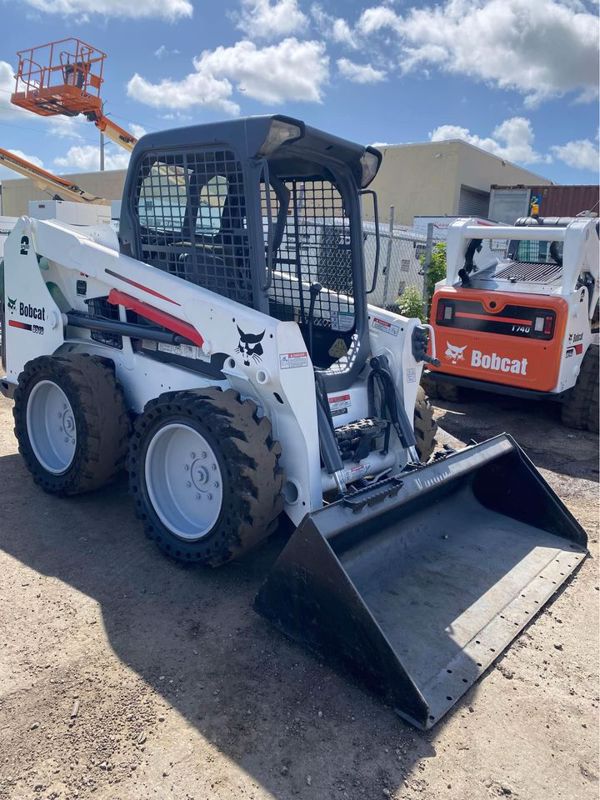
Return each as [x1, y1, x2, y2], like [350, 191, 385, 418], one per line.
[471, 350, 528, 375]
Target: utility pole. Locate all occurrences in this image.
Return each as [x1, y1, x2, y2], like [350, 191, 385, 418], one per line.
[99, 131, 105, 171]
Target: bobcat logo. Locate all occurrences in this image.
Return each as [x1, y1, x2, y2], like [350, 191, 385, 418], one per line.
[445, 342, 467, 364]
[236, 326, 265, 366]
[7, 297, 16, 312]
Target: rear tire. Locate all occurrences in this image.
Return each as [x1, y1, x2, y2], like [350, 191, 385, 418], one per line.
[13, 354, 129, 495]
[128, 388, 284, 566]
[421, 372, 461, 402]
[560, 344, 599, 432]
[414, 386, 437, 462]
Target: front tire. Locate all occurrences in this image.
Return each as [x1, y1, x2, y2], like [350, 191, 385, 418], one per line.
[128, 388, 283, 566]
[13, 354, 129, 495]
[414, 386, 437, 462]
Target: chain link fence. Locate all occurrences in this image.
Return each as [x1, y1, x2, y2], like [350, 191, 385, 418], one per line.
[363, 211, 445, 311]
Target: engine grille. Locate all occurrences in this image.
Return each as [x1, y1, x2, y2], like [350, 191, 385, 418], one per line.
[494, 261, 563, 283]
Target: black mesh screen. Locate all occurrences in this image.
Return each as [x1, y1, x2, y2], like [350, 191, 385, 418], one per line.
[134, 149, 253, 307]
[264, 178, 355, 331]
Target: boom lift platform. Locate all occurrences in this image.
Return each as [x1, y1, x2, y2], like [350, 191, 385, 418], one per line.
[11, 38, 137, 152]
[0, 114, 587, 730]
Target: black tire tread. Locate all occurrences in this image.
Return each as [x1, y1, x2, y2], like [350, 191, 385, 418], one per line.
[561, 344, 599, 432]
[13, 353, 129, 495]
[414, 385, 438, 462]
[128, 387, 283, 566]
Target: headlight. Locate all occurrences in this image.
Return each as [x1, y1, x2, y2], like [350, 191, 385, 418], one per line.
[259, 119, 303, 156]
[360, 148, 381, 187]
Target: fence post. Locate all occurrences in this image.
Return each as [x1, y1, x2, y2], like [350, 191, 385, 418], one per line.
[382, 205, 394, 307]
[422, 222, 435, 307]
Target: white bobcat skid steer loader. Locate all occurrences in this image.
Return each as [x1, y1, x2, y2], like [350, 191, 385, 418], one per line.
[0, 116, 587, 729]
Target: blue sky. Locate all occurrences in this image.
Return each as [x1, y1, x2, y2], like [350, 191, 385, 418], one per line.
[0, 0, 598, 184]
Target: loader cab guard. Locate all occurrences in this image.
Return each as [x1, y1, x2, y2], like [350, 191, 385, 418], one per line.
[119, 116, 382, 392]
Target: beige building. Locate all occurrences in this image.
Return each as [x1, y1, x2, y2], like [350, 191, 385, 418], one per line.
[369, 140, 552, 225]
[0, 168, 126, 216]
[0, 139, 551, 224]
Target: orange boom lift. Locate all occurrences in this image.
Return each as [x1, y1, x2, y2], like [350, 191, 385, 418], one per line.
[11, 38, 137, 152]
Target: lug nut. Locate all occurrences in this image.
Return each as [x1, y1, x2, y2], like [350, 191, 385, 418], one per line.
[201, 451, 208, 459]
[186, 481, 192, 488]
[184, 464, 190, 471]
[190, 452, 196, 459]
[214, 481, 219, 488]
[207, 493, 213, 501]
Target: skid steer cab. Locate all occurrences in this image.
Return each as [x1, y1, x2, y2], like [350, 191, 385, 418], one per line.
[0, 116, 587, 729]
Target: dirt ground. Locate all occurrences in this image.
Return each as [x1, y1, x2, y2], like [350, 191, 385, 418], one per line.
[0, 389, 598, 800]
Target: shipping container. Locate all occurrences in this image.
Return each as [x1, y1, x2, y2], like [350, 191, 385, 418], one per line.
[489, 185, 599, 223]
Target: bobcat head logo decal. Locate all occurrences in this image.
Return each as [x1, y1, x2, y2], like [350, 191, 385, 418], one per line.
[445, 342, 467, 364]
[7, 297, 16, 312]
[236, 326, 265, 366]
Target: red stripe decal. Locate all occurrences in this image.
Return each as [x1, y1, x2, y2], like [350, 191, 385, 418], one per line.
[455, 311, 532, 326]
[8, 320, 32, 330]
[105, 269, 180, 306]
[574, 343, 584, 355]
[107, 289, 204, 348]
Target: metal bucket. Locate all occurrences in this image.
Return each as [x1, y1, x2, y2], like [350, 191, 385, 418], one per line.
[255, 435, 587, 729]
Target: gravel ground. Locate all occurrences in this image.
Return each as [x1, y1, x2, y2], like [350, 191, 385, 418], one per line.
[0, 390, 598, 800]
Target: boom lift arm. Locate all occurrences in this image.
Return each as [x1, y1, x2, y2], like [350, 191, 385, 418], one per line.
[0, 147, 106, 204]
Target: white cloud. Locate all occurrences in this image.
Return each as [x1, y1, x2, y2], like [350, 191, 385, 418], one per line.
[128, 38, 329, 113]
[0, 61, 29, 121]
[551, 139, 599, 171]
[430, 117, 548, 164]
[46, 115, 86, 140]
[337, 58, 386, 84]
[237, 0, 308, 40]
[129, 123, 147, 140]
[54, 145, 130, 172]
[356, 0, 599, 105]
[18, 0, 192, 19]
[154, 45, 181, 58]
[195, 39, 328, 104]
[311, 4, 358, 48]
[0, 150, 44, 181]
[127, 70, 239, 115]
[357, 6, 402, 35]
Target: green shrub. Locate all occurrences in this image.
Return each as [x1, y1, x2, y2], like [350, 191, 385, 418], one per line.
[423, 242, 447, 311]
[395, 285, 425, 322]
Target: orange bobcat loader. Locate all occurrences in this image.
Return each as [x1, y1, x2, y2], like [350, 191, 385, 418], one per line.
[427, 216, 599, 431]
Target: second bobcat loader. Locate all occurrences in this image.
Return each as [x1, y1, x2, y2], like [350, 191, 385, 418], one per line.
[0, 115, 587, 729]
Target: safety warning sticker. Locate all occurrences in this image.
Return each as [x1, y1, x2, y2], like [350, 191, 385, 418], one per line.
[330, 310, 354, 332]
[280, 351, 309, 369]
[371, 316, 400, 336]
[328, 392, 351, 417]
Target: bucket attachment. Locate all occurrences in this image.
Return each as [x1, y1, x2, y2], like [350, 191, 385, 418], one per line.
[255, 435, 587, 729]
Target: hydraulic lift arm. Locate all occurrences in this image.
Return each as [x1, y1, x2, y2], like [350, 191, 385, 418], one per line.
[0, 147, 106, 204]
[85, 112, 136, 152]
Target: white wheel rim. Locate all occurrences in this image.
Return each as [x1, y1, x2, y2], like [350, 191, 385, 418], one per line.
[26, 380, 77, 475]
[144, 423, 224, 541]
